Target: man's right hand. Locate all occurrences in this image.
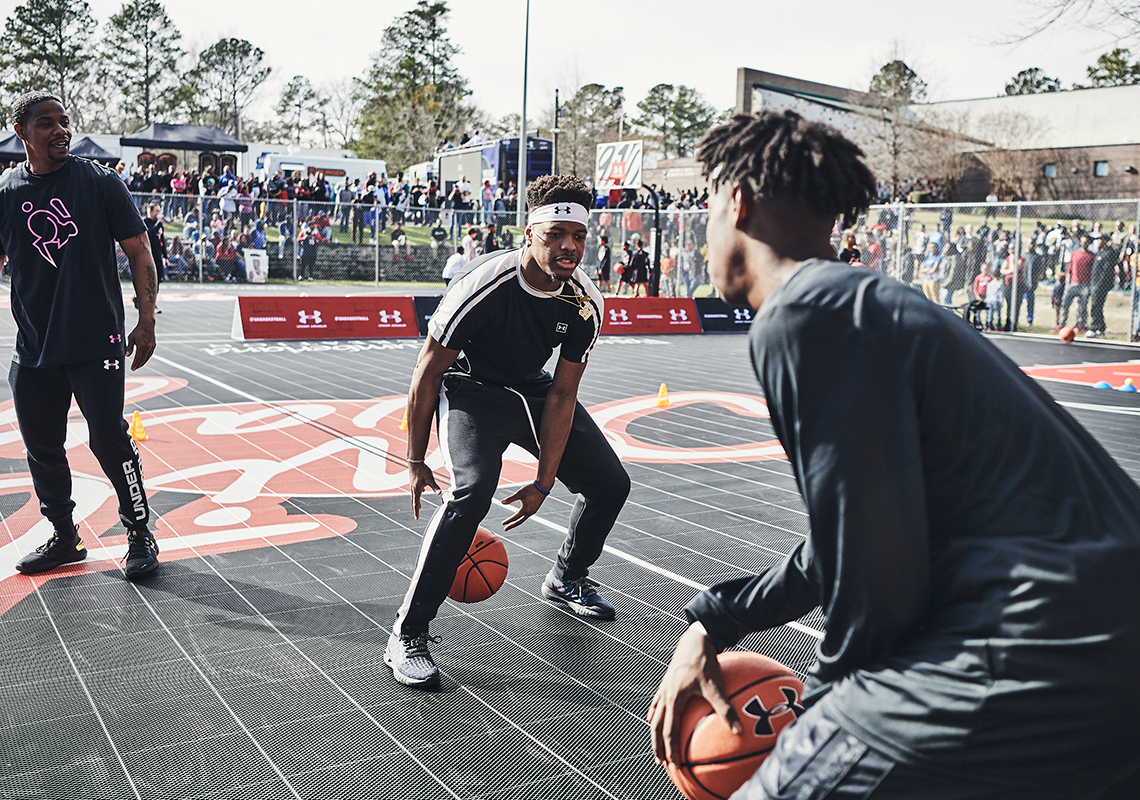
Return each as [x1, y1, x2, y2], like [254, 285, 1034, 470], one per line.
[409, 462, 441, 519]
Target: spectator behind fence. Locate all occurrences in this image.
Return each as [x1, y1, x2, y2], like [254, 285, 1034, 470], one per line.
[940, 237, 964, 305]
[1087, 234, 1120, 339]
[920, 241, 942, 303]
[430, 220, 448, 260]
[442, 244, 466, 286]
[390, 221, 411, 259]
[838, 232, 860, 264]
[596, 235, 612, 293]
[1054, 234, 1093, 334]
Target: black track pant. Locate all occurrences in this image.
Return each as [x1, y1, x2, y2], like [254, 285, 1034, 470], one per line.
[394, 376, 630, 638]
[9, 359, 150, 533]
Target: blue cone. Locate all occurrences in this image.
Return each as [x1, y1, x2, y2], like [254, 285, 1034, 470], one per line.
[1093, 381, 1112, 389]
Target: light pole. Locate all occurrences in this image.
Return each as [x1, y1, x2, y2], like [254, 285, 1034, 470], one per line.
[552, 88, 561, 176]
[515, 0, 530, 229]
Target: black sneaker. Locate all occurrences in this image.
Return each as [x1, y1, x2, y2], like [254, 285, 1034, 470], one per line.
[15, 533, 87, 574]
[541, 570, 616, 620]
[385, 632, 441, 688]
[123, 530, 159, 579]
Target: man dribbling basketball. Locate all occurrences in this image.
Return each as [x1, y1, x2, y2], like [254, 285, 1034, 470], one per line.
[648, 110, 1140, 798]
[388, 174, 630, 689]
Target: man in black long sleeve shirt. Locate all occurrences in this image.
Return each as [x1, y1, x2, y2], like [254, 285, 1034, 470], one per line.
[648, 110, 1140, 799]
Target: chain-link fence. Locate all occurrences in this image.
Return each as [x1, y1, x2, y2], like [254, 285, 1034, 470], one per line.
[120, 193, 1140, 342]
[846, 199, 1140, 342]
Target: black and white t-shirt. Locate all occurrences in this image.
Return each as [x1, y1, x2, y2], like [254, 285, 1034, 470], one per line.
[0, 156, 146, 367]
[429, 248, 603, 389]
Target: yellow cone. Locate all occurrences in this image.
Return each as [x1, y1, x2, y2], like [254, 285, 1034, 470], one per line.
[128, 410, 148, 441]
[656, 383, 671, 407]
[399, 408, 408, 431]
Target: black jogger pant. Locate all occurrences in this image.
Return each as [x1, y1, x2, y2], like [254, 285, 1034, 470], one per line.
[394, 376, 630, 638]
[9, 358, 151, 533]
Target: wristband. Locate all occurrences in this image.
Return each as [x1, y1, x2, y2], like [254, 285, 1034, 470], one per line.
[407, 458, 425, 464]
[532, 479, 549, 496]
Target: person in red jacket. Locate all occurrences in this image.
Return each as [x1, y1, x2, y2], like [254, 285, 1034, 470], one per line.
[1053, 233, 1092, 333]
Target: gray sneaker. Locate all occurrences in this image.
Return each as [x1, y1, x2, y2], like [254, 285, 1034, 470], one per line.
[385, 632, 441, 688]
[541, 570, 616, 620]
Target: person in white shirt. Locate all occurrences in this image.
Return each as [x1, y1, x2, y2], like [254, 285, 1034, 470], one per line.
[442, 244, 466, 285]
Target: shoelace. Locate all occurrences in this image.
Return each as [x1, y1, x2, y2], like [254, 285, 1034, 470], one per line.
[122, 532, 156, 563]
[403, 634, 441, 659]
[564, 578, 599, 603]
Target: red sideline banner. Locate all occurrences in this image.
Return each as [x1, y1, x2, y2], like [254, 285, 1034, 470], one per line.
[599, 297, 702, 335]
[233, 295, 420, 340]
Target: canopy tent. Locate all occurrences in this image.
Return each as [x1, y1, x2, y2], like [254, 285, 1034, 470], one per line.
[71, 136, 119, 164]
[120, 123, 247, 153]
[0, 133, 24, 161]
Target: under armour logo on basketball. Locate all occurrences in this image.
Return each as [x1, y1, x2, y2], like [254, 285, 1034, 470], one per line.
[23, 198, 78, 268]
[669, 309, 688, 322]
[610, 309, 628, 322]
[104, 360, 120, 370]
[109, 334, 122, 343]
[377, 310, 402, 324]
[298, 310, 322, 324]
[741, 687, 805, 736]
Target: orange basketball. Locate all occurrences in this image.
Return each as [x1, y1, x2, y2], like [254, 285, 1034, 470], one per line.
[1059, 326, 1076, 342]
[448, 526, 508, 603]
[666, 651, 805, 800]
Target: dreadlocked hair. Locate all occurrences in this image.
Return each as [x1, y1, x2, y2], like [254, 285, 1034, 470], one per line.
[527, 173, 592, 210]
[697, 110, 877, 229]
[12, 90, 63, 128]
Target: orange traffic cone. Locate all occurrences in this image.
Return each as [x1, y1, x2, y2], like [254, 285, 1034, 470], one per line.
[128, 410, 148, 441]
[399, 408, 408, 431]
[656, 383, 671, 407]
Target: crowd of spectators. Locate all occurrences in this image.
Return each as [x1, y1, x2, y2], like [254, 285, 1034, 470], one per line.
[835, 210, 1140, 341]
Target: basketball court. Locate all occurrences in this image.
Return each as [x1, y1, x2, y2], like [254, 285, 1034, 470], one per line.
[1, 287, 1138, 799]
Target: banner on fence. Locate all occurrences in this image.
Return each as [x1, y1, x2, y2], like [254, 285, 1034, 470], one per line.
[243, 249, 269, 283]
[599, 297, 702, 334]
[232, 295, 420, 340]
[694, 297, 754, 332]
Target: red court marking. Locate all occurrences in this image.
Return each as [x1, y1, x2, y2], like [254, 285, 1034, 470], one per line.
[1022, 361, 1140, 387]
[0, 382, 785, 611]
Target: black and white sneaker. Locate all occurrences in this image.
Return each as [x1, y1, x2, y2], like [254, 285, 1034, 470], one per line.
[15, 533, 87, 574]
[541, 570, 616, 620]
[385, 632, 441, 688]
[123, 530, 159, 579]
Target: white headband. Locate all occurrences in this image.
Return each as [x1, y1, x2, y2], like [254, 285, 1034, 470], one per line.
[527, 202, 589, 227]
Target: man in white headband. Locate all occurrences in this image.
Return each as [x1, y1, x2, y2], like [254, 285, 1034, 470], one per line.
[387, 174, 630, 689]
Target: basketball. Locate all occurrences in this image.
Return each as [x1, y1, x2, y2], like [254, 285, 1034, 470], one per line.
[1059, 326, 1075, 342]
[448, 526, 508, 603]
[666, 651, 805, 800]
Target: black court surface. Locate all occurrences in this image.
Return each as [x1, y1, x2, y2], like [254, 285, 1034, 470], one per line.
[1, 285, 1139, 800]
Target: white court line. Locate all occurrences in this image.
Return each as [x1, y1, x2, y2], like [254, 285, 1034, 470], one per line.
[151, 352, 826, 643]
[517, 506, 824, 641]
[1057, 400, 1140, 416]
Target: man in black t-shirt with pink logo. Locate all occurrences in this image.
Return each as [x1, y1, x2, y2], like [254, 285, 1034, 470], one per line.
[0, 91, 161, 579]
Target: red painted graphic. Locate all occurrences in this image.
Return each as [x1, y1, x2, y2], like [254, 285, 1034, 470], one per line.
[0, 382, 785, 614]
[235, 295, 419, 340]
[600, 297, 702, 335]
[1022, 361, 1140, 388]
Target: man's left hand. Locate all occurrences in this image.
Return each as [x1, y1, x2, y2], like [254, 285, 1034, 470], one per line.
[501, 482, 547, 530]
[126, 320, 156, 370]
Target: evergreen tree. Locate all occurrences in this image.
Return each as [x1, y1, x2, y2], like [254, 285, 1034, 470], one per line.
[0, 0, 97, 125]
[192, 37, 271, 137]
[103, 0, 182, 126]
[1074, 47, 1140, 88]
[353, 1, 476, 169]
[633, 83, 718, 160]
[277, 75, 319, 145]
[1004, 67, 1062, 95]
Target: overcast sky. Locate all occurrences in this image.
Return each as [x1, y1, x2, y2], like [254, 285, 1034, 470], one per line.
[9, 0, 1132, 125]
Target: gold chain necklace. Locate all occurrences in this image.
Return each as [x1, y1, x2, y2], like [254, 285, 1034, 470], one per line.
[520, 266, 593, 319]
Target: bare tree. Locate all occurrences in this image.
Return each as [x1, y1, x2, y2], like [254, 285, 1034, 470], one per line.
[320, 78, 364, 148]
[974, 111, 1048, 199]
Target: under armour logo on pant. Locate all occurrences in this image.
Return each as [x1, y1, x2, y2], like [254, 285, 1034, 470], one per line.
[104, 360, 120, 370]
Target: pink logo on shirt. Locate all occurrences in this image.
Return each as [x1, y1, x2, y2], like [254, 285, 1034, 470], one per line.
[22, 198, 78, 268]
